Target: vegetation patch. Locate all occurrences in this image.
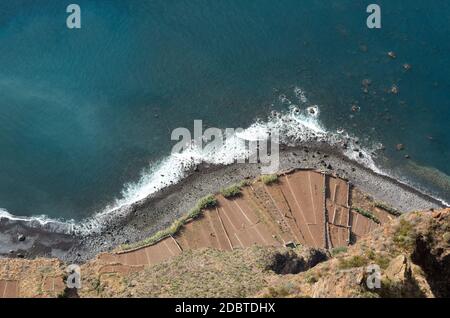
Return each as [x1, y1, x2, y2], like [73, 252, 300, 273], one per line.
[221, 184, 242, 198]
[375, 202, 402, 216]
[331, 246, 348, 257]
[338, 255, 369, 270]
[353, 207, 381, 224]
[366, 250, 391, 270]
[197, 195, 218, 210]
[304, 272, 319, 284]
[393, 219, 417, 251]
[443, 232, 450, 245]
[119, 194, 217, 251]
[261, 174, 278, 185]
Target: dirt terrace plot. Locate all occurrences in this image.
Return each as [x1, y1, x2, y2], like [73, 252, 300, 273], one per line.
[350, 211, 380, 240]
[112, 236, 182, 266]
[0, 280, 19, 298]
[277, 171, 325, 248]
[41, 276, 65, 295]
[326, 175, 351, 248]
[101, 170, 389, 268]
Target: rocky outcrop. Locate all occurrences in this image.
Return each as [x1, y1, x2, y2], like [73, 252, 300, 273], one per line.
[260, 209, 449, 298]
[379, 255, 433, 298]
[267, 248, 329, 275]
[410, 211, 450, 297]
[1, 209, 448, 298]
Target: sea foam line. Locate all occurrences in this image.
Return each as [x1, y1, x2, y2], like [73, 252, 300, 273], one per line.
[1, 88, 447, 234]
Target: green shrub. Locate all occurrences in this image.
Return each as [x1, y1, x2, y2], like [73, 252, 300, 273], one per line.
[239, 180, 251, 187]
[331, 246, 348, 257]
[198, 195, 218, 209]
[366, 250, 391, 270]
[187, 207, 202, 220]
[338, 255, 368, 269]
[443, 232, 450, 244]
[353, 207, 381, 224]
[374, 202, 402, 216]
[305, 273, 318, 284]
[221, 184, 242, 198]
[261, 174, 278, 185]
[120, 194, 217, 251]
[393, 219, 416, 250]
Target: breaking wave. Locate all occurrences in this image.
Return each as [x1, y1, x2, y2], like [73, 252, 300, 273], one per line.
[0, 87, 446, 234]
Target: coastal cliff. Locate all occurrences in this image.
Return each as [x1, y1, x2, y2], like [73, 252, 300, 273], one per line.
[1, 168, 448, 298]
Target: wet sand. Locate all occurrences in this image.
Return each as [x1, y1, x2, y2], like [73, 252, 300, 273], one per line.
[0, 144, 445, 264]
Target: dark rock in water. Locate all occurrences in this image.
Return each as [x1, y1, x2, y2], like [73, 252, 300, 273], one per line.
[387, 51, 397, 59]
[390, 85, 399, 94]
[18, 234, 26, 242]
[362, 78, 372, 87]
[327, 164, 333, 170]
[396, 144, 405, 151]
[358, 152, 364, 158]
[351, 105, 360, 113]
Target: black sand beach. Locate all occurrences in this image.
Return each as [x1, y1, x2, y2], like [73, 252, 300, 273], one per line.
[0, 145, 446, 264]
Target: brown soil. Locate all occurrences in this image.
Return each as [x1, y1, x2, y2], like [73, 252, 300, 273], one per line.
[94, 169, 391, 268]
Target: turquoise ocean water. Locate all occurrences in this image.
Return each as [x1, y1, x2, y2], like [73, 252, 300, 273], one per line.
[0, 0, 449, 221]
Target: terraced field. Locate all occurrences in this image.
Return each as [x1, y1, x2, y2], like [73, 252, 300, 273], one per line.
[0, 169, 398, 298]
[99, 169, 390, 268]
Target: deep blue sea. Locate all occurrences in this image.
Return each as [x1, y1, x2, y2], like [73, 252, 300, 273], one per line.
[0, 0, 449, 221]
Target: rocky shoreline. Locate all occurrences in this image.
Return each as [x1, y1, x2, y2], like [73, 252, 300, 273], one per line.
[0, 144, 445, 264]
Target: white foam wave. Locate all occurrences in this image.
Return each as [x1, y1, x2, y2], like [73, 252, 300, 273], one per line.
[1, 87, 447, 234]
[79, 100, 383, 234]
[0, 208, 74, 233]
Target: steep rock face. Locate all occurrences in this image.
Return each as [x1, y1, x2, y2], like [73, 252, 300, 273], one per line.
[380, 255, 433, 298]
[267, 248, 329, 275]
[1, 209, 448, 298]
[310, 268, 367, 298]
[259, 209, 449, 298]
[410, 211, 450, 297]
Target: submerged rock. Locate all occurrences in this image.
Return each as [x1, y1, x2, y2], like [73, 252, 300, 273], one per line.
[396, 144, 405, 151]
